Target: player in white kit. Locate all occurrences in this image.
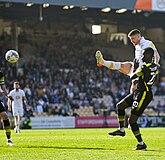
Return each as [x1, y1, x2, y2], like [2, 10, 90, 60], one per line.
[8, 81, 29, 133]
[96, 29, 160, 90]
[96, 29, 160, 150]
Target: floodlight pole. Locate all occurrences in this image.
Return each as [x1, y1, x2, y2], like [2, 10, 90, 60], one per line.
[39, 4, 43, 21]
[11, 21, 19, 76]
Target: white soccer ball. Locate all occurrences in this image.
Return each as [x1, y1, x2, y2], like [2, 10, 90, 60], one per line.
[5, 50, 19, 63]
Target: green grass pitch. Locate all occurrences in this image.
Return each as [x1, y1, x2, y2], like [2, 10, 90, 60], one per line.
[0, 128, 164, 160]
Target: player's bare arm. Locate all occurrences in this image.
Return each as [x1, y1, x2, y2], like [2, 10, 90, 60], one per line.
[0, 84, 14, 101]
[154, 50, 160, 66]
[95, 50, 133, 75]
[23, 96, 29, 108]
[7, 98, 12, 111]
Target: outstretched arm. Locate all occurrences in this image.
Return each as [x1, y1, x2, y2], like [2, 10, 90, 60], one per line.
[23, 96, 28, 106]
[7, 98, 12, 111]
[0, 84, 14, 101]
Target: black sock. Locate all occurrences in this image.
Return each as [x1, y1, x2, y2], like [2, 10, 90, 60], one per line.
[3, 119, 11, 139]
[119, 120, 124, 128]
[118, 109, 125, 128]
[130, 123, 142, 142]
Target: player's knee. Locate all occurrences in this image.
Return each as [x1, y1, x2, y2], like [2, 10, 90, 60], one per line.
[116, 102, 120, 110]
[116, 103, 125, 116]
[3, 119, 10, 126]
[116, 102, 123, 111]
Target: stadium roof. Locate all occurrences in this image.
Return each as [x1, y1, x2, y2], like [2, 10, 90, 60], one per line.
[0, 0, 137, 10]
[0, 0, 164, 26]
[0, 0, 165, 12]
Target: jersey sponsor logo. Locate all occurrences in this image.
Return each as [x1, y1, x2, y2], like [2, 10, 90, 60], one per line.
[16, 96, 21, 99]
[132, 101, 139, 109]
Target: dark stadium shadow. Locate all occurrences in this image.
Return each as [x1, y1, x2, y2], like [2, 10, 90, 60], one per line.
[20, 145, 115, 150]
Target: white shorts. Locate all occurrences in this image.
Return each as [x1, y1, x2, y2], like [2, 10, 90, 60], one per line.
[12, 107, 24, 117]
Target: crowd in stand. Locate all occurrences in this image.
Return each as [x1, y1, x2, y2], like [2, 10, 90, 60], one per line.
[0, 29, 165, 117]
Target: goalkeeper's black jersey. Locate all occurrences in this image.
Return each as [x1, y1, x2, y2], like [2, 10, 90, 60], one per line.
[131, 63, 159, 91]
[0, 70, 5, 85]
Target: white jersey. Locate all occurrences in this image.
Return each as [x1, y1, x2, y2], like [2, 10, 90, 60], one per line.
[135, 37, 157, 67]
[128, 37, 157, 77]
[8, 89, 25, 109]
